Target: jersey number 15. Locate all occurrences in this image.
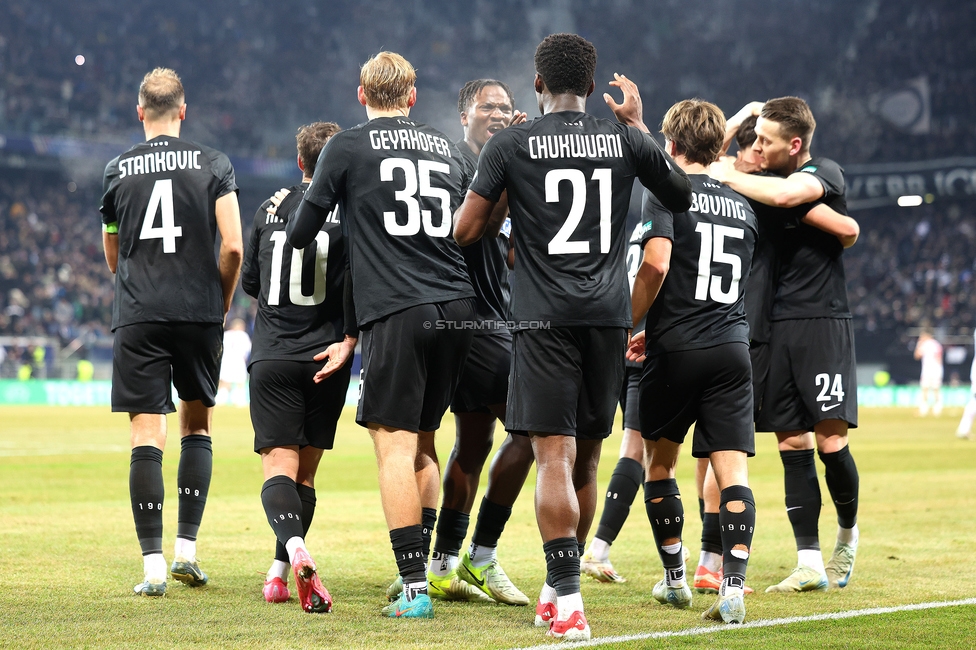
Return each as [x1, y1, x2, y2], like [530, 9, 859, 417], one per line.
[695, 223, 744, 304]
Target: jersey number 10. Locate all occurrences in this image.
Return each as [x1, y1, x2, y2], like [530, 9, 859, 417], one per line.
[267, 231, 329, 306]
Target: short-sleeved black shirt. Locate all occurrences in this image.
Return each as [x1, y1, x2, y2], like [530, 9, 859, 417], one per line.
[469, 111, 681, 329]
[242, 182, 347, 365]
[640, 174, 758, 355]
[456, 140, 511, 335]
[99, 136, 237, 330]
[296, 117, 474, 326]
[771, 157, 851, 321]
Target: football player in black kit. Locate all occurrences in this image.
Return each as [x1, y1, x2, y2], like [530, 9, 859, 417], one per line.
[242, 122, 357, 614]
[454, 34, 692, 640]
[286, 52, 475, 620]
[627, 99, 758, 624]
[710, 97, 861, 594]
[422, 79, 533, 605]
[99, 68, 243, 597]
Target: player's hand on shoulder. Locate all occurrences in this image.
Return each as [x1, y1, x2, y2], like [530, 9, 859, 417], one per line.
[604, 73, 645, 130]
[732, 155, 763, 175]
[626, 330, 646, 363]
[312, 335, 358, 382]
[267, 187, 291, 217]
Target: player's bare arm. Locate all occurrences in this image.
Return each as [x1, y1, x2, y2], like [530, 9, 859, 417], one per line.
[453, 190, 498, 247]
[721, 102, 764, 155]
[802, 203, 859, 248]
[215, 191, 244, 315]
[102, 231, 119, 273]
[627, 237, 673, 363]
[603, 73, 648, 133]
[709, 156, 825, 207]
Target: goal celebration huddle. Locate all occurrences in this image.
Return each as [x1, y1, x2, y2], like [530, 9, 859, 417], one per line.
[99, 32, 860, 641]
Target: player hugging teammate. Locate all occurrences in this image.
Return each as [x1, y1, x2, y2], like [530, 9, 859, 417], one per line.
[104, 31, 866, 639]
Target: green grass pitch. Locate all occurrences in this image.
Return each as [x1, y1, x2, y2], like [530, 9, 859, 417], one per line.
[1, 406, 974, 648]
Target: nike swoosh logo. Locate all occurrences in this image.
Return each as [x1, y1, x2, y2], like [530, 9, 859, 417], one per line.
[786, 506, 802, 511]
[469, 572, 486, 588]
[821, 403, 842, 412]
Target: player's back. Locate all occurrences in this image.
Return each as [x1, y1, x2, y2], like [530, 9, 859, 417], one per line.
[100, 136, 236, 329]
[641, 174, 758, 355]
[472, 111, 677, 328]
[772, 157, 850, 321]
[243, 184, 347, 364]
[303, 117, 474, 326]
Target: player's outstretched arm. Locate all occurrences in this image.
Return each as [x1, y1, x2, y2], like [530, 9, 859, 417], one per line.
[215, 192, 244, 315]
[709, 156, 824, 208]
[454, 190, 498, 247]
[102, 231, 119, 274]
[802, 203, 859, 248]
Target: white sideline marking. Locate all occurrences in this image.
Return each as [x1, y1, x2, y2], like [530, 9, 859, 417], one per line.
[509, 598, 976, 650]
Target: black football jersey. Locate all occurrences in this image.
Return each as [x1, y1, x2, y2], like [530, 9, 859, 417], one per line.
[770, 157, 851, 321]
[456, 141, 511, 335]
[99, 136, 237, 330]
[296, 117, 475, 326]
[640, 174, 758, 355]
[469, 111, 687, 329]
[242, 182, 347, 365]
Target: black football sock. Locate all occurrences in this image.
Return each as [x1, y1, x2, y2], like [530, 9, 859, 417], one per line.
[719, 486, 756, 591]
[261, 476, 305, 550]
[176, 435, 212, 541]
[780, 449, 822, 551]
[644, 479, 685, 582]
[421, 507, 437, 563]
[433, 507, 469, 558]
[277, 483, 317, 563]
[543, 537, 581, 596]
[819, 447, 859, 529]
[471, 497, 512, 548]
[701, 512, 723, 556]
[594, 457, 643, 544]
[130, 446, 165, 556]
[391, 524, 427, 600]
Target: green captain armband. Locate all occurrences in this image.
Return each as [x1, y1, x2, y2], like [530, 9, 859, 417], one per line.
[102, 221, 119, 234]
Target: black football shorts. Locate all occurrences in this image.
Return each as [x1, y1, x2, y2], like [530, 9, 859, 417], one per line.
[249, 358, 351, 453]
[749, 340, 771, 424]
[112, 322, 222, 413]
[507, 326, 627, 440]
[618, 365, 642, 432]
[451, 332, 512, 414]
[638, 342, 755, 458]
[357, 298, 475, 432]
[757, 318, 858, 432]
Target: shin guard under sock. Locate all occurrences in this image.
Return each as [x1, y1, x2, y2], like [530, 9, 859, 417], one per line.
[177, 435, 212, 541]
[594, 457, 643, 544]
[130, 446, 165, 555]
[819, 446, 859, 529]
[780, 449, 822, 551]
[719, 485, 756, 586]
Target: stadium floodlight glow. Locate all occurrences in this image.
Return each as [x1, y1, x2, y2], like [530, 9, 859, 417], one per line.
[897, 195, 923, 207]
[75, 55, 85, 66]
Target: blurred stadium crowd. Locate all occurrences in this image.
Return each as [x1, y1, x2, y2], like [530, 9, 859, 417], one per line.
[1, 0, 974, 376]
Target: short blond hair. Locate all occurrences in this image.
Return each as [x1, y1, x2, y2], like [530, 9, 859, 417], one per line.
[360, 52, 416, 110]
[138, 68, 185, 119]
[661, 99, 726, 166]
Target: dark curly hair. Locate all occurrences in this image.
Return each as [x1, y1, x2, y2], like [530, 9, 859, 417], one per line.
[534, 33, 597, 97]
[457, 79, 515, 114]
